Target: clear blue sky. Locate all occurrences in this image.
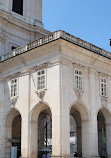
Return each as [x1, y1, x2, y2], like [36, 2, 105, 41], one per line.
[43, 0, 111, 52]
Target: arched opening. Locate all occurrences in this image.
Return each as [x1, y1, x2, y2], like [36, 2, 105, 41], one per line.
[97, 108, 111, 157]
[12, 115, 21, 158]
[12, 0, 23, 15]
[5, 109, 22, 158]
[38, 111, 52, 158]
[70, 107, 82, 157]
[70, 102, 89, 157]
[30, 103, 52, 158]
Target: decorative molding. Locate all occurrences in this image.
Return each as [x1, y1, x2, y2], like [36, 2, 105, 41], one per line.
[10, 96, 18, 108]
[75, 89, 83, 101]
[73, 63, 85, 70]
[98, 72, 108, 78]
[34, 63, 48, 71]
[8, 72, 21, 80]
[49, 59, 61, 66]
[36, 90, 46, 103]
[1, 30, 111, 63]
[101, 96, 108, 107]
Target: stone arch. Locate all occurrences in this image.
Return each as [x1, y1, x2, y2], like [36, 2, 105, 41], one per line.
[30, 102, 52, 122]
[4, 108, 22, 126]
[70, 101, 89, 121]
[29, 102, 52, 158]
[97, 107, 111, 124]
[4, 108, 22, 157]
[70, 101, 90, 157]
[97, 107, 111, 157]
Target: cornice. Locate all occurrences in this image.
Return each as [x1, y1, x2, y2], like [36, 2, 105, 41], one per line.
[0, 30, 110, 64]
[0, 9, 51, 36]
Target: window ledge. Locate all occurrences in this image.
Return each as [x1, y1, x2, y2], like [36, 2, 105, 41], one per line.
[101, 95, 108, 99]
[74, 88, 84, 92]
[74, 89, 83, 101]
[35, 89, 46, 102]
[101, 96, 108, 107]
[10, 96, 18, 106]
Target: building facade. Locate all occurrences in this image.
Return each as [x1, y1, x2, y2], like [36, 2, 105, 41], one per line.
[0, 0, 51, 56]
[0, 1, 111, 158]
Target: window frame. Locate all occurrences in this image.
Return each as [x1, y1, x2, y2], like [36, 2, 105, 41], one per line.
[10, 78, 19, 98]
[100, 77, 107, 97]
[37, 69, 47, 91]
[74, 68, 83, 91]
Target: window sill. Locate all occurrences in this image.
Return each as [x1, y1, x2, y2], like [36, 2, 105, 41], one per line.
[10, 96, 18, 106]
[35, 89, 46, 102]
[74, 88, 84, 92]
[100, 95, 108, 99]
[11, 11, 24, 21]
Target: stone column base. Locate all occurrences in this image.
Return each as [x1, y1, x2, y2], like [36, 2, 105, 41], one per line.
[51, 156, 101, 158]
[84, 157, 100, 158]
[51, 155, 71, 158]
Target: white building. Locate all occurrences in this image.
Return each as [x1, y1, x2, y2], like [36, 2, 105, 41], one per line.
[0, 1, 111, 158]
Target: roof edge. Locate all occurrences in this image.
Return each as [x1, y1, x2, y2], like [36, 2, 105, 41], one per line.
[0, 30, 111, 62]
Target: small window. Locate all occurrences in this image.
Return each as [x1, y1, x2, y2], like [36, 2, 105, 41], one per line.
[70, 132, 74, 137]
[100, 78, 107, 97]
[12, 0, 23, 15]
[37, 70, 46, 90]
[11, 78, 18, 97]
[12, 46, 16, 50]
[74, 69, 83, 90]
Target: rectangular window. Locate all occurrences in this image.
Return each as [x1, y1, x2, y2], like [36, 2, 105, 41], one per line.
[74, 69, 83, 90]
[12, 46, 16, 50]
[11, 78, 18, 97]
[37, 69, 46, 90]
[12, 0, 23, 15]
[100, 78, 107, 97]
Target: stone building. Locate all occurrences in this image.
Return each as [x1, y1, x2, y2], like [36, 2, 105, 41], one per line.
[0, 1, 111, 158]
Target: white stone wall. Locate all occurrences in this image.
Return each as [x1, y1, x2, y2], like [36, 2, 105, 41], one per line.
[0, 0, 51, 56]
[0, 0, 42, 25]
[0, 39, 111, 157]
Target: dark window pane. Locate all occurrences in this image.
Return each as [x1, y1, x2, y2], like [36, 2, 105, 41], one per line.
[12, 0, 23, 15]
[12, 46, 16, 50]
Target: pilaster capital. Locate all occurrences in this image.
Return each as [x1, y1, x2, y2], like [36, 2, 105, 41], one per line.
[89, 68, 97, 75]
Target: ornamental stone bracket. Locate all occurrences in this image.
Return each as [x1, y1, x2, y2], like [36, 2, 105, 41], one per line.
[36, 90, 46, 103]
[101, 96, 108, 107]
[75, 89, 83, 101]
[10, 96, 18, 108]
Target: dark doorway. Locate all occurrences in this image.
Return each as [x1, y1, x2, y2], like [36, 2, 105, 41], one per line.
[12, 115, 21, 158]
[97, 112, 107, 158]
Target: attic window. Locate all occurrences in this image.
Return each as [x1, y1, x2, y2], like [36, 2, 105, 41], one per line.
[12, 0, 23, 15]
[12, 46, 16, 50]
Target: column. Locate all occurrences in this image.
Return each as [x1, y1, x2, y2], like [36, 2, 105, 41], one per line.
[82, 68, 99, 157]
[52, 113, 70, 158]
[2, 124, 12, 158]
[21, 119, 29, 158]
[20, 71, 30, 158]
[82, 119, 99, 158]
[51, 63, 70, 158]
[29, 121, 38, 158]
